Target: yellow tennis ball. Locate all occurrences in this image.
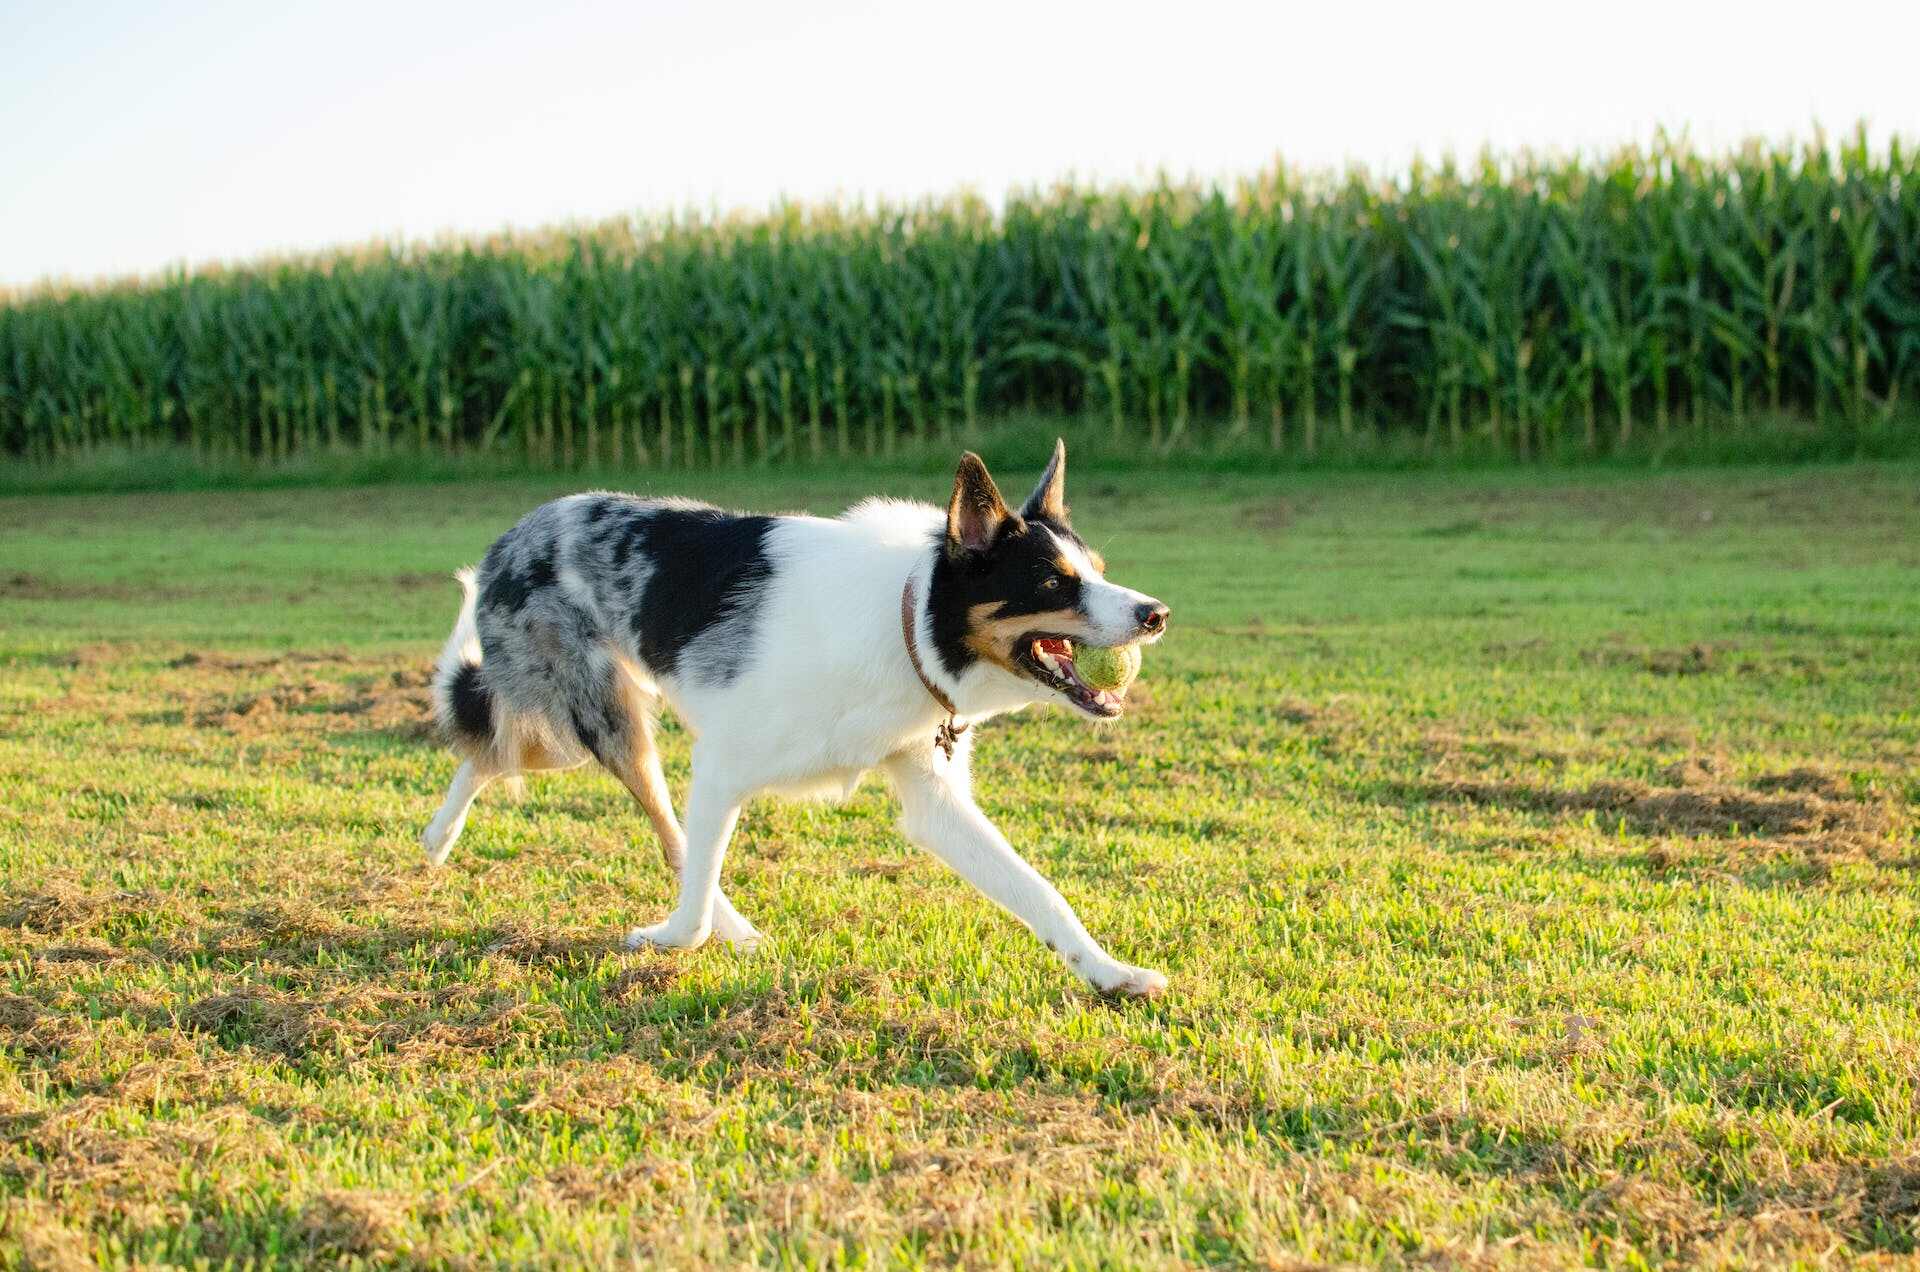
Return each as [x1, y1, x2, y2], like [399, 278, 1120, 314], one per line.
[1076, 642, 1141, 693]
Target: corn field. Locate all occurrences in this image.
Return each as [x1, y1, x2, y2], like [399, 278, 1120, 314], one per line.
[4, 132, 1918, 467]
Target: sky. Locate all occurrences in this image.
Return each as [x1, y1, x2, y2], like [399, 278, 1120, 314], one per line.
[3, 0, 1916, 289]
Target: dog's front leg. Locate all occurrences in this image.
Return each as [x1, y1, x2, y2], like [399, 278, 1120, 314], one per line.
[883, 750, 1166, 998]
[625, 760, 741, 951]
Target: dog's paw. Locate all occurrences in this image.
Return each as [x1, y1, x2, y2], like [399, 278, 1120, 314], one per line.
[1087, 963, 1168, 999]
[420, 823, 456, 868]
[712, 918, 769, 954]
[624, 920, 710, 951]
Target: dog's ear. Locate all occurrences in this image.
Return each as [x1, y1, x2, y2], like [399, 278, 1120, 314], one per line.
[946, 452, 1011, 555]
[1020, 437, 1068, 523]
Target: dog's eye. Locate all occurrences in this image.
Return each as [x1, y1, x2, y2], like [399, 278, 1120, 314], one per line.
[1040, 576, 1061, 591]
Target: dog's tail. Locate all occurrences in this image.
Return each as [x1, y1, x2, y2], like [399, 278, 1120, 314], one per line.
[431, 568, 495, 754]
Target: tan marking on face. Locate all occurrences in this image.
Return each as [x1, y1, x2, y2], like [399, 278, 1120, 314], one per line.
[1041, 524, 1103, 577]
[1052, 554, 1078, 578]
[963, 601, 1087, 673]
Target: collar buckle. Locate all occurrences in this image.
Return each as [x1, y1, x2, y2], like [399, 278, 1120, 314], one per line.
[901, 576, 969, 760]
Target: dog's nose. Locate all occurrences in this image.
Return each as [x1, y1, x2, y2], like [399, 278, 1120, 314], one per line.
[1136, 602, 1168, 634]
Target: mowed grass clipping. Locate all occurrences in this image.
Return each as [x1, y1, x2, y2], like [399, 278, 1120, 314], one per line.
[1, 463, 1918, 1268]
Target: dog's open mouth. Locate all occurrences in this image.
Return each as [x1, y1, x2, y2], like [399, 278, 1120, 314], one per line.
[1016, 635, 1125, 718]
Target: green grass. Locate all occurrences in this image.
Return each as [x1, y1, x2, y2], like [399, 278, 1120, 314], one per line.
[5, 409, 1919, 501]
[2, 462, 1918, 1268]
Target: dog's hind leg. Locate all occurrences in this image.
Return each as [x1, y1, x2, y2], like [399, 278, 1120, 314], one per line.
[598, 694, 766, 951]
[422, 757, 496, 867]
[620, 746, 766, 951]
[587, 660, 760, 953]
[624, 749, 746, 952]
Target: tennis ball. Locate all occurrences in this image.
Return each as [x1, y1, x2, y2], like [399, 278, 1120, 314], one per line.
[1076, 642, 1141, 693]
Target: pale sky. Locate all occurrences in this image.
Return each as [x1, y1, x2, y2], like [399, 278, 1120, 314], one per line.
[3, 0, 1915, 289]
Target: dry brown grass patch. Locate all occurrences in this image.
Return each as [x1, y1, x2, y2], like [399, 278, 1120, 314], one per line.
[1575, 1173, 1713, 1259]
[606, 963, 683, 1003]
[0, 1198, 96, 1272]
[298, 1189, 416, 1260]
[1, 882, 148, 935]
[1750, 765, 1855, 800]
[174, 983, 562, 1061]
[0, 993, 44, 1030]
[1429, 760, 1908, 867]
[199, 676, 431, 738]
[34, 938, 131, 965]
[1747, 1155, 1920, 1253]
[0, 1098, 268, 1229]
[484, 921, 620, 967]
[542, 1161, 680, 1207]
[236, 898, 359, 944]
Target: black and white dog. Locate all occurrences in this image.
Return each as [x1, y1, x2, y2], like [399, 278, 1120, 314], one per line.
[424, 442, 1172, 996]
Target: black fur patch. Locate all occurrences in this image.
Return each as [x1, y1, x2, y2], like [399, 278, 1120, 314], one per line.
[449, 662, 493, 741]
[927, 519, 1085, 679]
[627, 507, 776, 680]
[569, 707, 603, 758]
[482, 562, 532, 612]
[606, 512, 650, 572]
[481, 548, 557, 613]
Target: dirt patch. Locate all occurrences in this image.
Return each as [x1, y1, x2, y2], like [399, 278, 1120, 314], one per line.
[1, 572, 135, 602]
[1661, 755, 1730, 787]
[0, 572, 276, 606]
[168, 649, 360, 672]
[1585, 641, 1724, 676]
[1417, 517, 1488, 538]
[38, 643, 124, 670]
[1646, 643, 1719, 676]
[1239, 499, 1295, 532]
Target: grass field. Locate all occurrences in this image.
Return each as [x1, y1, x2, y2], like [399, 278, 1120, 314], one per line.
[2, 461, 1918, 1268]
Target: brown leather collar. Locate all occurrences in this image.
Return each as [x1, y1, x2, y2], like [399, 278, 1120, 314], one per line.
[901, 576, 968, 760]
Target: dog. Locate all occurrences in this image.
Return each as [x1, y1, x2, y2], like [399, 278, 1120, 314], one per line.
[423, 440, 1172, 996]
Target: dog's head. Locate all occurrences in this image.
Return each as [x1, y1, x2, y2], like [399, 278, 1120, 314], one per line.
[927, 440, 1168, 719]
